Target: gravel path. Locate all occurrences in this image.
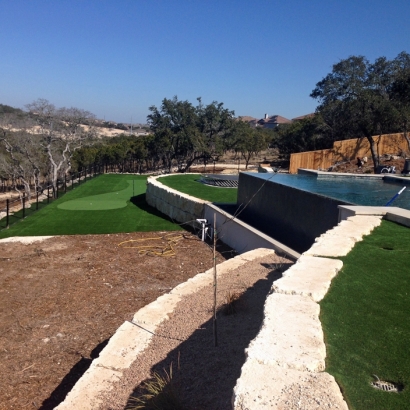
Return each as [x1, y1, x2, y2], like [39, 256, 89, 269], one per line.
[97, 253, 293, 410]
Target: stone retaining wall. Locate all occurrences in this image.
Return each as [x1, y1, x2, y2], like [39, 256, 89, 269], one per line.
[231, 214, 383, 409]
[145, 174, 208, 227]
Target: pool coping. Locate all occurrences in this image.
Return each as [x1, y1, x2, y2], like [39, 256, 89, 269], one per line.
[299, 168, 410, 184]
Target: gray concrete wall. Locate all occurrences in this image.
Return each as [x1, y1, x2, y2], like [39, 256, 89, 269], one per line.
[237, 173, 351, 253]
[145, 174, 300, 258]
[145, 174, 208, 227]
[204, 203, 300, 260]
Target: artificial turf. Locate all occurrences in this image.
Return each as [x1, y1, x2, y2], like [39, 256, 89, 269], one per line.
[0, 174, 181, 237]
[158, 174, 238, 203]
[320, 219, 410, 409]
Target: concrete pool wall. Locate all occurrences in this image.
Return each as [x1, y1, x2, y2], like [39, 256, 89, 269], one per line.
[237, 172, 352, 253]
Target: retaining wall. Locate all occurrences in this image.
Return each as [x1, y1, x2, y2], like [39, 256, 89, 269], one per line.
[146, 174, 299, 259]
[145, 174, 207, 227]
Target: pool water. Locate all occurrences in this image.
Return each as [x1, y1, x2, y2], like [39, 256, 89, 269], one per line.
[254, 173, 410, 210]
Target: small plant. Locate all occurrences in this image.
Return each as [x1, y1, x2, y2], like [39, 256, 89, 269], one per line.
[221, 290, 244, 315]
[127, 364, 186, 410]
[269, 256, 291, 273]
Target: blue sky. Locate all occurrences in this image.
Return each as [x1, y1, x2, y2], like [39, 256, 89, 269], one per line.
[1, 0, 409, 124]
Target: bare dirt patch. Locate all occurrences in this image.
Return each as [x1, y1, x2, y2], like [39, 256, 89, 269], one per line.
[0, 232, 234, 410]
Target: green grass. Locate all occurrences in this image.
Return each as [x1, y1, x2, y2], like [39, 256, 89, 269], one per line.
[320, 220, 410, 409]
[0, 174, 181, 238]
[158, 174, 237, 203]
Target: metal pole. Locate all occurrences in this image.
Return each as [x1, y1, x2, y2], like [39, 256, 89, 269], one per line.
[6, 199, 9, 229]
[213, 213, 218, 347]
[47, 185, 50, 203]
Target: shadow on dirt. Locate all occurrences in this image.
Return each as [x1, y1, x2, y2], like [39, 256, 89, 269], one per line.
[124, 268, 282, 409]
[39, 339, 109, 410]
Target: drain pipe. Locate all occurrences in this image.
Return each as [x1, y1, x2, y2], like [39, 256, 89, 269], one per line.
[196, 219, 209, 241]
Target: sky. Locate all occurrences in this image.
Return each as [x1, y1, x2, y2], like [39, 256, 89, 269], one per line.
[1, 0, 409, 124]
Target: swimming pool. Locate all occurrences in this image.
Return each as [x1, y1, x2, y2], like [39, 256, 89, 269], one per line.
[254, 173, 410, 210]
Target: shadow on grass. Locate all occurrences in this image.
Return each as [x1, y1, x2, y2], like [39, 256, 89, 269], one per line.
[39, 339, 109, 410]
[125, 268, 282, 410]
[130, 193, 177, 220]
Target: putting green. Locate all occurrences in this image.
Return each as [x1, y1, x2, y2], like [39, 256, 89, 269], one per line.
[58, 180, 133, 210]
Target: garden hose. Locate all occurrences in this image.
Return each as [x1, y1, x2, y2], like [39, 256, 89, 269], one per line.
[117, 233, 184, 257]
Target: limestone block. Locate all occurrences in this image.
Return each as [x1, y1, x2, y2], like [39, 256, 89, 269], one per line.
[245, 293, 325, 372]
[273, 255, 342, 302]
[55, 321, 154, 410]
[347, 215, 382, 227]
[232, 359, 348, 410]
[321, 221, 373, 241]
[303, 235, 356, 257]
[132, 293, 182, 330]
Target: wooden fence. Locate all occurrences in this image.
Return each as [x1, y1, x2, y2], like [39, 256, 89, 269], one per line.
[289, 133, 409, 174]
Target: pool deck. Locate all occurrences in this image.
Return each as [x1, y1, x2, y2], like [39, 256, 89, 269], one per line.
[339, 205, 410, 228]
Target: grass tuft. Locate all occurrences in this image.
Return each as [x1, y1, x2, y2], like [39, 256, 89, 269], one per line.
[220, 290, 244, 315]
[127, 364, 186, 410]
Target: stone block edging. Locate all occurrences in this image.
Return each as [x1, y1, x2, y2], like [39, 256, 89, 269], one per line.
[232, 214, 384, 409]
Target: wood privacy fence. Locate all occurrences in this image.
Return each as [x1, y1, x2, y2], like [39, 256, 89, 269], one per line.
[289, 132, 409, 174]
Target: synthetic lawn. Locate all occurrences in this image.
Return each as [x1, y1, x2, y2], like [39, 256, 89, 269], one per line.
[158, 174, 238, 203]
[0, 174, 181, 238]
[320, 220, 410, 409]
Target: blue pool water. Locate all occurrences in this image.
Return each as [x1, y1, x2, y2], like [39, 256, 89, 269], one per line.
[254, 173, 410, 210]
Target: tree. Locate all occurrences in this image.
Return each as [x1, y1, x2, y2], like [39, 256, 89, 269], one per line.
[147, 97, 235, 172]
[0, 112, 46, 200]
[272, 115, 332, 159]
[0, 130, 46, 202]
[26, 99, 96, 196]
[311, 53, 410, 171]
[389, 53, 410, 154]
[148, 97, 199, 172]
[196, 98, 236, 164]
[234, 122, 267, 169]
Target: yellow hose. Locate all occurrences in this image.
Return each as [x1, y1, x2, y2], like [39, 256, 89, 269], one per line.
[117, 233, 184, 257]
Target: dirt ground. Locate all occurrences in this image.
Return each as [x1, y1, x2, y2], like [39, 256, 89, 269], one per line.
[326, 155, 405, 174]
[0, 232, 235, 410]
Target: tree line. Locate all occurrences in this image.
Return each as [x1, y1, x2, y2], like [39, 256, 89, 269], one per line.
[273, 51, 410, 170]
[0, 98, 272, 200]
[2, 50, 409, 199]
[73, 97, 273, 172]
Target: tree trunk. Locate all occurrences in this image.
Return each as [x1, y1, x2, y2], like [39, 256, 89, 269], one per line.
[366, 135, 380, 172]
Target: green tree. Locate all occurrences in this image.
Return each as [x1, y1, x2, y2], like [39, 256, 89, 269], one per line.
[147, 96, 235, 172]
[311, 53, 410, 171]
[389, 53, 410, 154]
[272, 115, 331, 159]
[234, 122, 266, 169]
